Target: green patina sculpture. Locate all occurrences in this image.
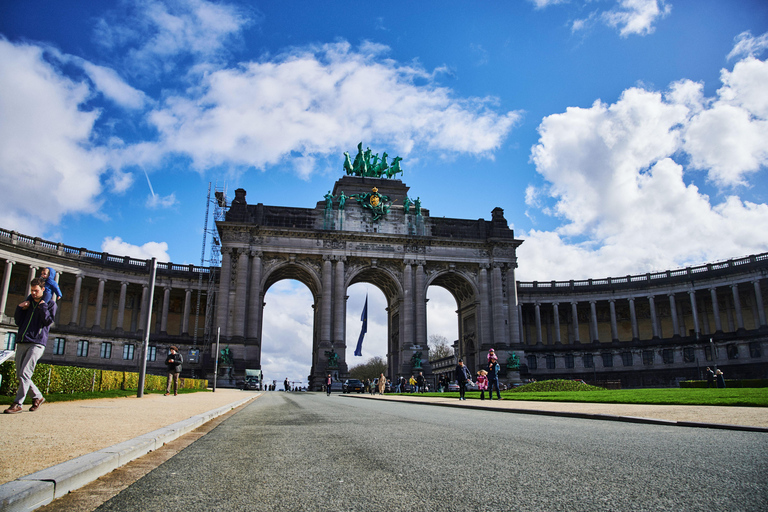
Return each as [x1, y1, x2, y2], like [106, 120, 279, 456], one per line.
[220, 346, 233, 366]
[324, 191, 335, 210]
[343, 142, 403, 178]
[350, 187, 392, 221]
[411, 351, 423, 369]
[403, 197, 412, 214]
[506, 353, 520, 371]
[338, 191, 347, 210]
[325, 349, 340, 368]
[414, 197, 422, 216]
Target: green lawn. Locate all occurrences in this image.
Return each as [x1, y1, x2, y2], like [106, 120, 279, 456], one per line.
[3, 388, 210, 404]
[402, 388, 768, 407]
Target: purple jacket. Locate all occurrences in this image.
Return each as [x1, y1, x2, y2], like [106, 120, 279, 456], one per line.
[15, 297, 56, 346]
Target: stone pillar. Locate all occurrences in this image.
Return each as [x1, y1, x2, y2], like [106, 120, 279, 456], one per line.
[138, 284, 149, 333]
[232, 250, 249, 338]
[689, 290, 700, 337]
[321, 256, 333, 345]
[402, 262, 414, 348]
[648, 295, 659, 338]
[753, 279, 767, 328]
[247, 252, 263, 340]
[669, 294, 680, 337]
[710, 287, 722, 332]
[491, 263, 507, 346]
[571, 302, 580, 343]
[552, 302, 561, 344]
[116, 281, 128, 332]
[26, 265, 37, 297]
[160, 286, 171, 333]
[609, 300, 618, 342]
[216, 248, 232, 337]
[478, 265, 492, 347]
[333, 258, 346, 345]
[93, 278, 106, 328]
[628, 297, 639, 340]
[105, 289, 115, 330]
[534, 302, 542, 344]
[182, 288, 192, 335]
[0, 260, 15, 317]
[415, 263, 427, 347]
[70, 274, 83, 326]
[589, 300, 598, 342]
[79, 287, 90, 327]
[507, 265, 521, 345]
[731, 284, 745, 330]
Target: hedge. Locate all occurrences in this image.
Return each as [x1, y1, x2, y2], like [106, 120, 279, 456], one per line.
[679, 379, 768, 388]
[0, 360, 208, 396]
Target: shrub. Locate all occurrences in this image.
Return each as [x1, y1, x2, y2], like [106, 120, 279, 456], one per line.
[510, 379, 605, 393]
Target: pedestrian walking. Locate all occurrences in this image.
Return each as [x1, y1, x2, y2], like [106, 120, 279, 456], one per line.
[165, 346, 183, 396]
[326, 373, 333, 395]
[716, 369, 726, 388]
[4, 278, 56, 414]
[487, 358, 501, 400]
[455, 359, 471, 401]
[705, 367, 715, 388]
[409, 375, 417, 393]
[416, 372, 425, 393]
[378, 373, 386, 394]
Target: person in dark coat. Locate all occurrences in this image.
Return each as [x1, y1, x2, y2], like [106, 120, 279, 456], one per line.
[165, 346, 183, 396]
[455, 359, 471, 401]
[705, 367, 715, 388]
[715, 369, 726, 388]
[487, 358, 502, 400]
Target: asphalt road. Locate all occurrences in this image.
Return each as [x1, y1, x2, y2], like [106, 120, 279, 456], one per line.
[95, 393, 768, 512]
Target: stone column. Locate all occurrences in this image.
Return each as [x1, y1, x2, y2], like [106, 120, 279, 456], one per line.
[70, 274, 83, 326]
[689, 290, 700, 337]
[478, 265, 492, 347]
[0, 260, 15, 317]
[507, 264, 521, 345]
[402, 262, 414, 348]
[79, 287, 90, 327]
[93, 278, 106, 328]
[731, 284, 745, 330]
[247, 251, 263, 340]
[138, 284, 149, 333]
[534, 303, 542, 344]
[628, 297, 639, 340]
[232, 250, 249, 338]
[571, 302, 580, 343]
[26, 265, 37, 297]
[333, 258, 346, 345]
[608, 300, 618, 342]
[491, 263, 507, 346]
[669, 294, 680, 337]
[753, 279, 766, 328]
[105, 289, 115, 330]
[648, 295, 659, 338]
[710, 287, 722, 332]
[415, 263, 427, 347]
[160, 286, 171, 333]
[589, 300, 599, 342]
[116, 281, 128, 332]
[182, 288, 192, 335]
[321, 256, 333, 345]
[552, 302, 561, 344]
[216, 248, 232, 337]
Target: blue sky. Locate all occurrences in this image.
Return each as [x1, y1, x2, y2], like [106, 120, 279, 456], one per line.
[2, 0, 767, 383]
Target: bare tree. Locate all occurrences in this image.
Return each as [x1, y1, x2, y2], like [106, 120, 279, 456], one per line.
[349, 356, 387, 381]
[428, 334, 454, 361]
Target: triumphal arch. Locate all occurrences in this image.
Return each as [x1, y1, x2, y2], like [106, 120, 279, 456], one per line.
[214, 144, 523, 389]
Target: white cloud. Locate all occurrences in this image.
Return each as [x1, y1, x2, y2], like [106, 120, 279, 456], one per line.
[146, 192, 178, 209]
[529, 0, 569, 8]
[101, 236, 171, 261]
[601, 0, 671, 37]
[146, 42, 521, 176]
[95, 0, 250, 78]
[0, 39, 107, 235]
[80, 61, 147, 109]
[727, 31, 768, 61]
[522, 54, 768, 281]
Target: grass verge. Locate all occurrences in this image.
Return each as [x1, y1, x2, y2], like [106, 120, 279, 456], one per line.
[3, 388, 211, 404]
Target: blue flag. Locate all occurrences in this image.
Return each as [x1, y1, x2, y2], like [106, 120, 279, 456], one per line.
[354, 294, 368, 356]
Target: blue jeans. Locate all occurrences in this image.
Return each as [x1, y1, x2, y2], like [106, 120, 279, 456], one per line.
[488, 376, 501, 399]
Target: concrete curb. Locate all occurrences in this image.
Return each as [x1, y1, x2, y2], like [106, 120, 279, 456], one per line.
[0, 393, 260, 512]
[343, 395, 768, 433]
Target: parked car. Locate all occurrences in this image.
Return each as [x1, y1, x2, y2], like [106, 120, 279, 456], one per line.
[343, 379, 365, 393]
[446, 381, 460, 392]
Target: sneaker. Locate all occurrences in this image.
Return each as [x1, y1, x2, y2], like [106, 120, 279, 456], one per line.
[3, 403, 22, 414]
[164, 393, 170, 396]
[29, 397, 45, 412]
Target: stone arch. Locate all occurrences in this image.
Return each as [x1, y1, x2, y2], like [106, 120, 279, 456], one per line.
[262, 259, 322, 299]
